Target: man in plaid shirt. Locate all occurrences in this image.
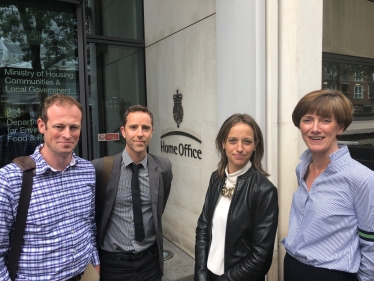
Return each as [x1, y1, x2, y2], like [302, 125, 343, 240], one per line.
[0, 94, 100, 281]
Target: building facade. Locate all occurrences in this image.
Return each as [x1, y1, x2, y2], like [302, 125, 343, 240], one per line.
[1, 0, 373, 280]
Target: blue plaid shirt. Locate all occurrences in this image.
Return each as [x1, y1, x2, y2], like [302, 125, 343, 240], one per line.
[0, 145, 99, 281]
[282, 145, 374, 281]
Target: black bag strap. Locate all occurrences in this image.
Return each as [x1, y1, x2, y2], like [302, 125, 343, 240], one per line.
[8, 156, 36, 281]
[95, 156, 114, 223]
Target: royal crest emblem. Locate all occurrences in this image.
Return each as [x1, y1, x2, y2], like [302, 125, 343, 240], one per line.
[6, 107, 21, 119]
[173, 90, 183, 128]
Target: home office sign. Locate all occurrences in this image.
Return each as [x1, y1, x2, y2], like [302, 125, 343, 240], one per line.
[160, 90, 202, 160]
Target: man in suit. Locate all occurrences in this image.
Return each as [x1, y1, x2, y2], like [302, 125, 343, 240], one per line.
[92, 105, 173, 281]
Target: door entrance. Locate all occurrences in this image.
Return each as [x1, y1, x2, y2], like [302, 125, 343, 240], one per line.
[87, 43, 146, 159]
[85, 0, 146, 159]
[0, 0, 146, 166]
[0, 0, 80, 167]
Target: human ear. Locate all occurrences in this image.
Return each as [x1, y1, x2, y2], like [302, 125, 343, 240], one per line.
[120, 126, 126, 138]
[337, 125, 344, 136]
[37, 118, 45, 134]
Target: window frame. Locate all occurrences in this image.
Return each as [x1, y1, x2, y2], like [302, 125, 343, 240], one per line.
[83, 0, 146, 160]
[354, 85, 364, 99]
[323, 52, 374, 142]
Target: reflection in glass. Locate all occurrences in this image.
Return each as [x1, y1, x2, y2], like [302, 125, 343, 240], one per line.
[88, 43, 145, 159]
[322, 61, 374, 120]
[0, 1, 78, 167]
[86, 0, 144, 40]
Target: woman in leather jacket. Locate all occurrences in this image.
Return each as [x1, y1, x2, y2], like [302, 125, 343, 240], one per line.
[195, 114, 279, 281]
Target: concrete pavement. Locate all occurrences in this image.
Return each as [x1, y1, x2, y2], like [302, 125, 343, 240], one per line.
[162, 238, 194, 281]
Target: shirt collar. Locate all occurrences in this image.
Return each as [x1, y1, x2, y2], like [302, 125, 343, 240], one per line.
[30, 144, 78, 174]
[49, 157, 76, 172]
[298, 145, 350, 181]
[299, 144, 349, 164]
[329, 144, 349, 163]
[122, 148, 148, 169]
[224, 160, 252, 185]
[225, 160, 252, 177]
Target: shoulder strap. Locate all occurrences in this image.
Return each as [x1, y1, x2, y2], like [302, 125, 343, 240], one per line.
[12, 156, 36, 173]
[8, 156, 36, 281]
[96, 156, 114, 223]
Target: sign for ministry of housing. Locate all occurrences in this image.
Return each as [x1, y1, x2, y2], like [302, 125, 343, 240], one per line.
[3, 67, 76, 95]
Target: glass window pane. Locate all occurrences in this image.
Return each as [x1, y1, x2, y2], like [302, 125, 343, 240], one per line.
[323, 1, 374, 167]
[322, 61, 374, 118]
[86, 0, 144, 40]
[88, 43, 145, 159]
[0, 0, 79, 167]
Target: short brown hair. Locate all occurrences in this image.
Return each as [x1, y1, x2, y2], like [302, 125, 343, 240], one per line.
[216, 114, 269, 178]
[122, 105, 154, 126]
[292, 89, 353, 131]
[39, 94, 83, 124]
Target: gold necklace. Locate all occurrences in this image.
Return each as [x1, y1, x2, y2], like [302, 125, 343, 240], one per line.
[221, 181, 236, 199]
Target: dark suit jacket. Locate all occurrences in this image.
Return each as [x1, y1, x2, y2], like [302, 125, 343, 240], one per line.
[92, 152, 173, 274]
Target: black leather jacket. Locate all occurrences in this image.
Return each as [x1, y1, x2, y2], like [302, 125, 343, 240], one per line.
[195, 167, 278, 281]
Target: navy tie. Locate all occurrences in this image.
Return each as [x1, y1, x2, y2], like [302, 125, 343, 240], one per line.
[130, 163, 145, 242]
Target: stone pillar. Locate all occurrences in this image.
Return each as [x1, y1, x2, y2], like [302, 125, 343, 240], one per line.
[266, 0, 279, 278]
[277, 1, 323, 280]
[216, 0, 266, 130]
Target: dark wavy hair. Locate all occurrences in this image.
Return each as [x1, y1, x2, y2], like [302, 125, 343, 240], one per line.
[216, 114, 269, 178]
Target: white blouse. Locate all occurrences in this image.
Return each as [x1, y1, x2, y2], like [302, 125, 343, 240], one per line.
[207, 160, 252, 275]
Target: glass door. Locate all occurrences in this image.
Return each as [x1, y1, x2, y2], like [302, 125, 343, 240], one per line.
[87, 43, 146, 159]
[0, 0, 79, 167]
[85, 0, 146, 159]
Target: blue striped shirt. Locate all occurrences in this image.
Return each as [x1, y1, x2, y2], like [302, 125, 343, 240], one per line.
[282, 145, 374, 281]
[0, 145, 99, 281]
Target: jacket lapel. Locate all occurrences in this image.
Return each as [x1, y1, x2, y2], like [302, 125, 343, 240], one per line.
[100, 153, 122, 245]
[147, 154, 160, 233]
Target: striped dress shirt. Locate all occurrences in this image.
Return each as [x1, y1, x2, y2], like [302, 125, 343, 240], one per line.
[102, 148, 155, 253]
[282, 145, 374, 281]
[0, 145, 99, 281]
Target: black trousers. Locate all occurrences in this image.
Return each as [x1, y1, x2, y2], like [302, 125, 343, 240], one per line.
[284, 253, 358, 281]
[100, 246, 161, 281]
